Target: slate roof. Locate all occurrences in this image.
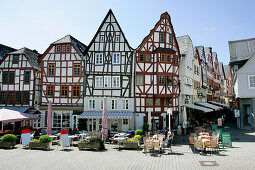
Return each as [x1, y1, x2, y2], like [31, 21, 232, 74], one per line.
[196, 46, 206, 62]
[176, 35, 191, 55]
[224, 65, 230, 79]
[8, 47, 41, 70]
[52, 35, 86, 56]
[219, 62, 225, 78]
[0, 44, 16, 61]
[153, 47, 176, 53]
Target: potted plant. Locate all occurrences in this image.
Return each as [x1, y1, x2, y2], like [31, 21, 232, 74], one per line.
[29, 135, 52, 150]
[0, 134, 16, 149]
[78, 133, 105, 151]
[123, 138, 139, 149]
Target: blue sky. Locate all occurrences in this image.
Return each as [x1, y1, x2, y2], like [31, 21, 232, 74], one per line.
[0, 0, 254, 64]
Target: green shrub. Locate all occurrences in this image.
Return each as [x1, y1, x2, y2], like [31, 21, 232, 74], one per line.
[1, 134, 16, 142]
[135, 129, 143, 136]
[142, 123, 149, 133]
[39, 135, 52, 143]
[134, 135, 142, 140]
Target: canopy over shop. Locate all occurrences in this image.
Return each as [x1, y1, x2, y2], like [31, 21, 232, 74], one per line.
[208, 101, 229, 108]
[78, 111, 134, 132]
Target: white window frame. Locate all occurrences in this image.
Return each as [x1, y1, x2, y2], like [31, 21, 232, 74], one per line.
[116, 35, 120, 42]
[95, 76, 103, 88]
[95, 53, 103, 65]
[112, 99, 118, 110]
[122, 99, 129, 110]
[104, 76, 111, 88]
[100, 99, 104, 110]
[88, 99, 95, 110]
[136, 75, 143, 85]
[248, 75, 255, 89]
[112, 53, 120, 64]
[113, 76, 120, 88]
[123, 119, 128, 125]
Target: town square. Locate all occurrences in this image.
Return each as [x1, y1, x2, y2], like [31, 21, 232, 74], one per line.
[0, 0, 255, 169]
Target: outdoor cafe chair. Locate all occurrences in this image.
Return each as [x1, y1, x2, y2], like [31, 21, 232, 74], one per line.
[153, 141, 161, 156]
[143, 137, 149, 153]
[145, 140, 153, 155]
[207, 138, 218, 155]
[194, 140, 203, 154]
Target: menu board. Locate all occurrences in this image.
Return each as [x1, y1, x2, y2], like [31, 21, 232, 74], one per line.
[222, 132, 232, 147]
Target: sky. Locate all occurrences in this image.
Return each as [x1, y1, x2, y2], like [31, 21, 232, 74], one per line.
[0, 0, 254, 65]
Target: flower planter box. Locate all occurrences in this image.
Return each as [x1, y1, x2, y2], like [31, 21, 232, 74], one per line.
[78, 142, 100, 151]
[123, 142, 139, 149]
[0, 141, 16, 149]
[29, 141, 52, 150]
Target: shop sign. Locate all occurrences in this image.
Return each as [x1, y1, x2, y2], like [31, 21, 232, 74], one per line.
[206, 89, 212, 95]
[222, 132, 232, 147]
[234, 109, 240, 118]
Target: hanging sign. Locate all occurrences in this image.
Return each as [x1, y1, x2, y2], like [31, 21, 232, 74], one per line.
[234, 109, 240, 118]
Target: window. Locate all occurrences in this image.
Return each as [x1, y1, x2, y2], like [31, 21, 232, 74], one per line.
[175, 57, 178, 65]
[113, 76, 120, 88]
[46, 86, 54, 96]
[7, 92, 13, 103]
[23, 92, 29, 104]
[73, 64, 81, 76]
[136, 75, 144, 85]
[48, 64, 55, 76]
[56, 45, 61, 53]
[3, 72, 8, 84]
[155, 99, 160, 106]
[169, 35, 172, 43]
[248, 75, 255, 88]
[104, 76, 111, 88]
[194, 65, 196, 74]
[164, 98, 168, 106]
[167, 76, 172, 86]
[95, 76, 103, 88]
[167, 55, 171, 62]
[95, 53, 103, 64]
[24, 71, 30, 84]
[159, 75, 165, 85]
[62, 45, 65, 52]
[0, 92, 6, 103]
[139, 54, 144, 62]
[160, 33, 165, 42]
[161, 54, 165, 62]
[146, 98, 153, 106]
[72, 86, 80, 98]
[61, 86, 68, 97]
[169, 98, 173, 106]
[9, 72, 15, 84]
[89, 100, 95, 110]
[116, 35, 120, 42]
[113, 53, 120, 64]
[53, 112, 61, 127]
[100, 35, 105, 42]
[13, 55, 19, 64]
[100, 99, 104, 110]
[66, 45, 70, 52]
[145, 54, 151, 62]
[62, 112, 70, 127]
[123, 119, 128, 125]
[112, 100, 118, 110]
[16, 92, 21, 103]
[122, 100, 128, 110]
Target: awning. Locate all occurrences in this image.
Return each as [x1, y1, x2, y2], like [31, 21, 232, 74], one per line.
[79, 111, 133, 119]
[0, 106, 30, 113]
[208, 101, 229, 108]
[184, 104, 213, 113]
[195, 102, 222, 111]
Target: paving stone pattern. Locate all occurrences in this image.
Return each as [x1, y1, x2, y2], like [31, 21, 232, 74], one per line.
[0, 127, 255, 170]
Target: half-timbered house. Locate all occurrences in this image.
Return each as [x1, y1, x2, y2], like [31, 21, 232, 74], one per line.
[39, 35, 86, 129]
[0, 47, 41, 123]
[193, 47, 202, 103]
[224, 65, 233, 104]
[212, 52, 221, 102]
[79, 10, 135, 132]
[205, 47, 214, 101]
[135, 12, 180, 130]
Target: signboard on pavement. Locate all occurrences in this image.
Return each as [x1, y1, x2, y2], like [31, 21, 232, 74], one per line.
[222, 132, 232, 147]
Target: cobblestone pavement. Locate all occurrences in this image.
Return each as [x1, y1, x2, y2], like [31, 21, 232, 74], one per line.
[0, 126, 255, 170]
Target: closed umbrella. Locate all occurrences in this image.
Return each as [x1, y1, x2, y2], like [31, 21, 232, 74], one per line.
[148, 111, 152, 131]
[46, 101, 52, 135]
[183, 106, 187, 134]
[101, 98, 108, 141]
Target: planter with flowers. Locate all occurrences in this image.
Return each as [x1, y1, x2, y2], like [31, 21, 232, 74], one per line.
[0, 134, 16, 149]
[29, 135, 52, 150]
[78, 132, 104, 151]
[123, 138, 139, 149]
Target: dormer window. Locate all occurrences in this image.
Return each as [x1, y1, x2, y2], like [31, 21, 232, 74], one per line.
[116, 35, 120, 42]
[56, 45, 61, 53]
[100, 35, 105, 42]
[13, 55, 19, 64]
[66, 45, 70, 52]
[62, 45, 65, 52]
